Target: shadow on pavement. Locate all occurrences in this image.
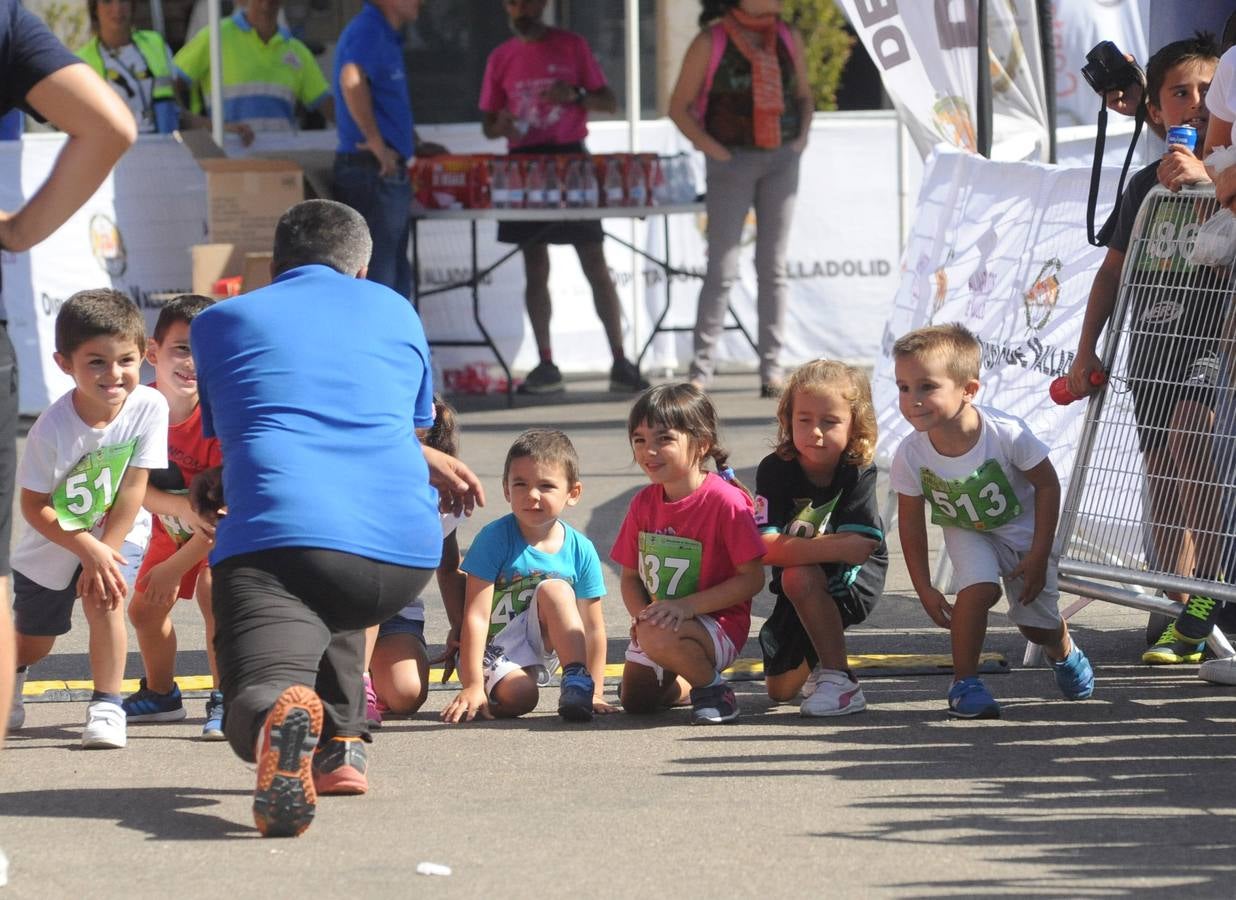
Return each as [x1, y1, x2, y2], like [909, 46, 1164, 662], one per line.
[0, 786, 254, 840]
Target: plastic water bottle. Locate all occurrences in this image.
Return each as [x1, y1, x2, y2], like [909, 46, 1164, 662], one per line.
[564, 159, 585, 207]
[582, 160, 600, 207]
[603, 156, 625, 207]
[489, 159, 509, 209]
[543, 159, 562, 208]
[506, 159, 525, 209]
[1050, 370, 1106, 405]
[525, 158, 545, 208]
[626, 156, 648, 207]
[651, 157, 670, 206]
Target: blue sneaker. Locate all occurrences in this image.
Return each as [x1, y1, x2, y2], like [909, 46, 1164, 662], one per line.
[947, 676, 1000, 719]
[122, 678, 186, 722]
[558, 663, 595, 722]
[202, 690, 226, 741]
[1052, 644, 1095, 700]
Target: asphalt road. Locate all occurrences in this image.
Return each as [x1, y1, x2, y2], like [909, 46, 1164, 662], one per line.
[3, 372, 1235, 898]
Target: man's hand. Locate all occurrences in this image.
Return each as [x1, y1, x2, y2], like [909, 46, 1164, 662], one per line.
[441, 685, 492, 724]
[422, 446, 485, 518]
[919, 587, 954, 629]
[1103, 65, 1143, 118]
[358, 139, 402, 178]
[189, 466, 226, 527]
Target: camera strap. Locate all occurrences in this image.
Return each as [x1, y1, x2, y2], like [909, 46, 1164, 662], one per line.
[1086, 97, 1145, 247]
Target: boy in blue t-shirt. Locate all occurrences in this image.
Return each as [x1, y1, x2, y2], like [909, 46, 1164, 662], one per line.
[442, 429, 608, 724]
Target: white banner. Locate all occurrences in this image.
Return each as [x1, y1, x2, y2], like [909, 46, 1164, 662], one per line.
[0, 115, 909, 412]
[1050, 0, 1148, 128]
[837, 0, 1051, 161]
[872, 148, 1145, 560]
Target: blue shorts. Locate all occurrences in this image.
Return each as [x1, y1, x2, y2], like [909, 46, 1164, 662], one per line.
[377, 612, 426, 644]
[13, 540, 145, 636]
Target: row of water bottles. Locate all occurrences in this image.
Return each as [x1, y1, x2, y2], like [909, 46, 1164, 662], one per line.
[490, 153, 697, 210]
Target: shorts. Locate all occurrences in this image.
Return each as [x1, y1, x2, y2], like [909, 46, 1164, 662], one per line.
[1127, 331, 1219, 453]
[13, 540, 145, 636]
[759, 578, 876, 677]
[942, 528, 1061, 630]
[482, 585, 558, 696]
[496, 141, 605, 246]
[625, 612, 739, 682]
[377, 612, 426, 644]
[134, 527, 207, 601]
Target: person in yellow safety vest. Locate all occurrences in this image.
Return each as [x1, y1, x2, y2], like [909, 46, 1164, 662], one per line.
[77, 0, 181, 134]
[173, 0, 333, 139]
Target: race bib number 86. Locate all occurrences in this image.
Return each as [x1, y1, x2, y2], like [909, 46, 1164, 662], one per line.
[919, 458, 1021, 532]
[52, 439, 137, 532]
[637, 532, 702, 600]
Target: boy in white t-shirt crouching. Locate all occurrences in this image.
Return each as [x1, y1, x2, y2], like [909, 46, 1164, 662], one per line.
[7, 289, 168, 748]
[891, 323, 1094, 719]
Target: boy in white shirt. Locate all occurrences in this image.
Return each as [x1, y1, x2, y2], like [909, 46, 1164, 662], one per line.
[891, 323, 1094, 718]
[8, 289, 168, 748]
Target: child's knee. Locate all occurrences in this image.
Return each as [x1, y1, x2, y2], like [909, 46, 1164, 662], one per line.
[780, 565, 831, 605]
[956, 582, 1001, 610]
[765, 671, 803, 703]
[127, 594, 164, 630]
[536, 579, 580, 619]
[620, 679, 662, 714]
[491, 671, 538, 718]
[632, 619, 679, 658]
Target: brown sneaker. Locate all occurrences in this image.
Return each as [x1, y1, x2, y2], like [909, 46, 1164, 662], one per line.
[313, 736, 369, 796]
[252, 685, 323, 838]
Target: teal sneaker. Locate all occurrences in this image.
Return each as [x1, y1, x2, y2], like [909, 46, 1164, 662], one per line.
[947, 676, 1000, 719]
[1052, 645, 1095, 700]
[122, 678, 186, 722]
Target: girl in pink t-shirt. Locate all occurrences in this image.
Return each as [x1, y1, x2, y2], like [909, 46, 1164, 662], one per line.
[611, 384, 766, 723]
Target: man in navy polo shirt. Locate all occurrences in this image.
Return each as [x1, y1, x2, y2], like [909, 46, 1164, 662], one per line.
[333, 0, 444, 300]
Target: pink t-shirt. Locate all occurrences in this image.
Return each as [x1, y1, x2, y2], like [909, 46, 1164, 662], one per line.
[611, 472, 766, 650]
[479, 27, 607, 149]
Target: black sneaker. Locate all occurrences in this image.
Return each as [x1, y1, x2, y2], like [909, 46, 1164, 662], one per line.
[557, 663, 595, 722]
[690, 681, 739, 724]
[517, 361, 565, 395]
[609, 358, 650, 392]
[1175, 593, 1220, 642]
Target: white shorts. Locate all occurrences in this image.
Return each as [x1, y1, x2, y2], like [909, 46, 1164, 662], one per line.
[624, 612, 738, 681]
[482, 585, 559, 696]
[943, 527, 1062, 630]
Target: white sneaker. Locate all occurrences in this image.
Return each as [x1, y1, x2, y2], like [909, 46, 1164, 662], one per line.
[800, 669, 867, 717]
[800, 665, 824, 699]
[1199, 656, 1236, 686]
[7, 669, 26, 732]
[81, 700, 126, 749]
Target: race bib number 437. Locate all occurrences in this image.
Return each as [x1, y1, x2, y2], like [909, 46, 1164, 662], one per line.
[637, 532, 702, 600]
[52, 439, 137, 532]
[919, 458, 1021, 532]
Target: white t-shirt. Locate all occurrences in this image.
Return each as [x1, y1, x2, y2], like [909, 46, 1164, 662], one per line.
[394, 512, 464, 621]
[889, 405, 1049, 552]
[11, 384, 169, 589]
[1206, 46, 1236, 125]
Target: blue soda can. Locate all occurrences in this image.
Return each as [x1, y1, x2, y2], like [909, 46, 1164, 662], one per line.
[1167, 124, 1197, 152]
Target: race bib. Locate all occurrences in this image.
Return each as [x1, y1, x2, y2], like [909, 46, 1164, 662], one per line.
[51, 439, 137, 532]
[781, 496, 840, 538]
[919, 459, 1021, 532]
[489, 573, 545, 637]
[157, 488, 195, 546]
[637, 532, 702, 600]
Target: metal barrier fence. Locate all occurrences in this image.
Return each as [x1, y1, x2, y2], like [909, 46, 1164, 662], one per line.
[1056, 183, 1236, 660]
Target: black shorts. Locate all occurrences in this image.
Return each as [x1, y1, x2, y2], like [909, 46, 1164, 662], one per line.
[758, 576, 876, 678]
[496, 141, 604, 246]
[1126, 332, 1218, 453]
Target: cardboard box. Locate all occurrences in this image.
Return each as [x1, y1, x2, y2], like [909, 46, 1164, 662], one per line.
[242, 252, 274, 293]
[198, 158, 303, 249]
[190, 245, 275, 297]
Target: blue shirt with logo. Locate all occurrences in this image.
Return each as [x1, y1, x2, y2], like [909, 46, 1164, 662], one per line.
[333, 2, 413, 159]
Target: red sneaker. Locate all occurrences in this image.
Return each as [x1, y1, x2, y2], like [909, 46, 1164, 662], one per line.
[313, 736, 369, 796]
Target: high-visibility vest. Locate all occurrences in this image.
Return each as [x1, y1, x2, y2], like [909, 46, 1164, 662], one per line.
[78, 30, 179, 133]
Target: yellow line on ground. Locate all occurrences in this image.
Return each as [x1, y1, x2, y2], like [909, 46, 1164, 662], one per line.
[20, 653, 1005, 698]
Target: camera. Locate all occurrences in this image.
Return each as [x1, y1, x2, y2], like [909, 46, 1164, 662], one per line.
[1082, 41, 1145, 95]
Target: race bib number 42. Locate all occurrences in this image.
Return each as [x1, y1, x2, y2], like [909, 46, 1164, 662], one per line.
[52, 439, 137, 532]
[637, 532, 702, 600]
[919, 458, 1021, 532]
[488, 573, 545, 637]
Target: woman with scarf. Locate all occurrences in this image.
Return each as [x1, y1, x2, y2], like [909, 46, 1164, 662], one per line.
[669, 0, 812, 399]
